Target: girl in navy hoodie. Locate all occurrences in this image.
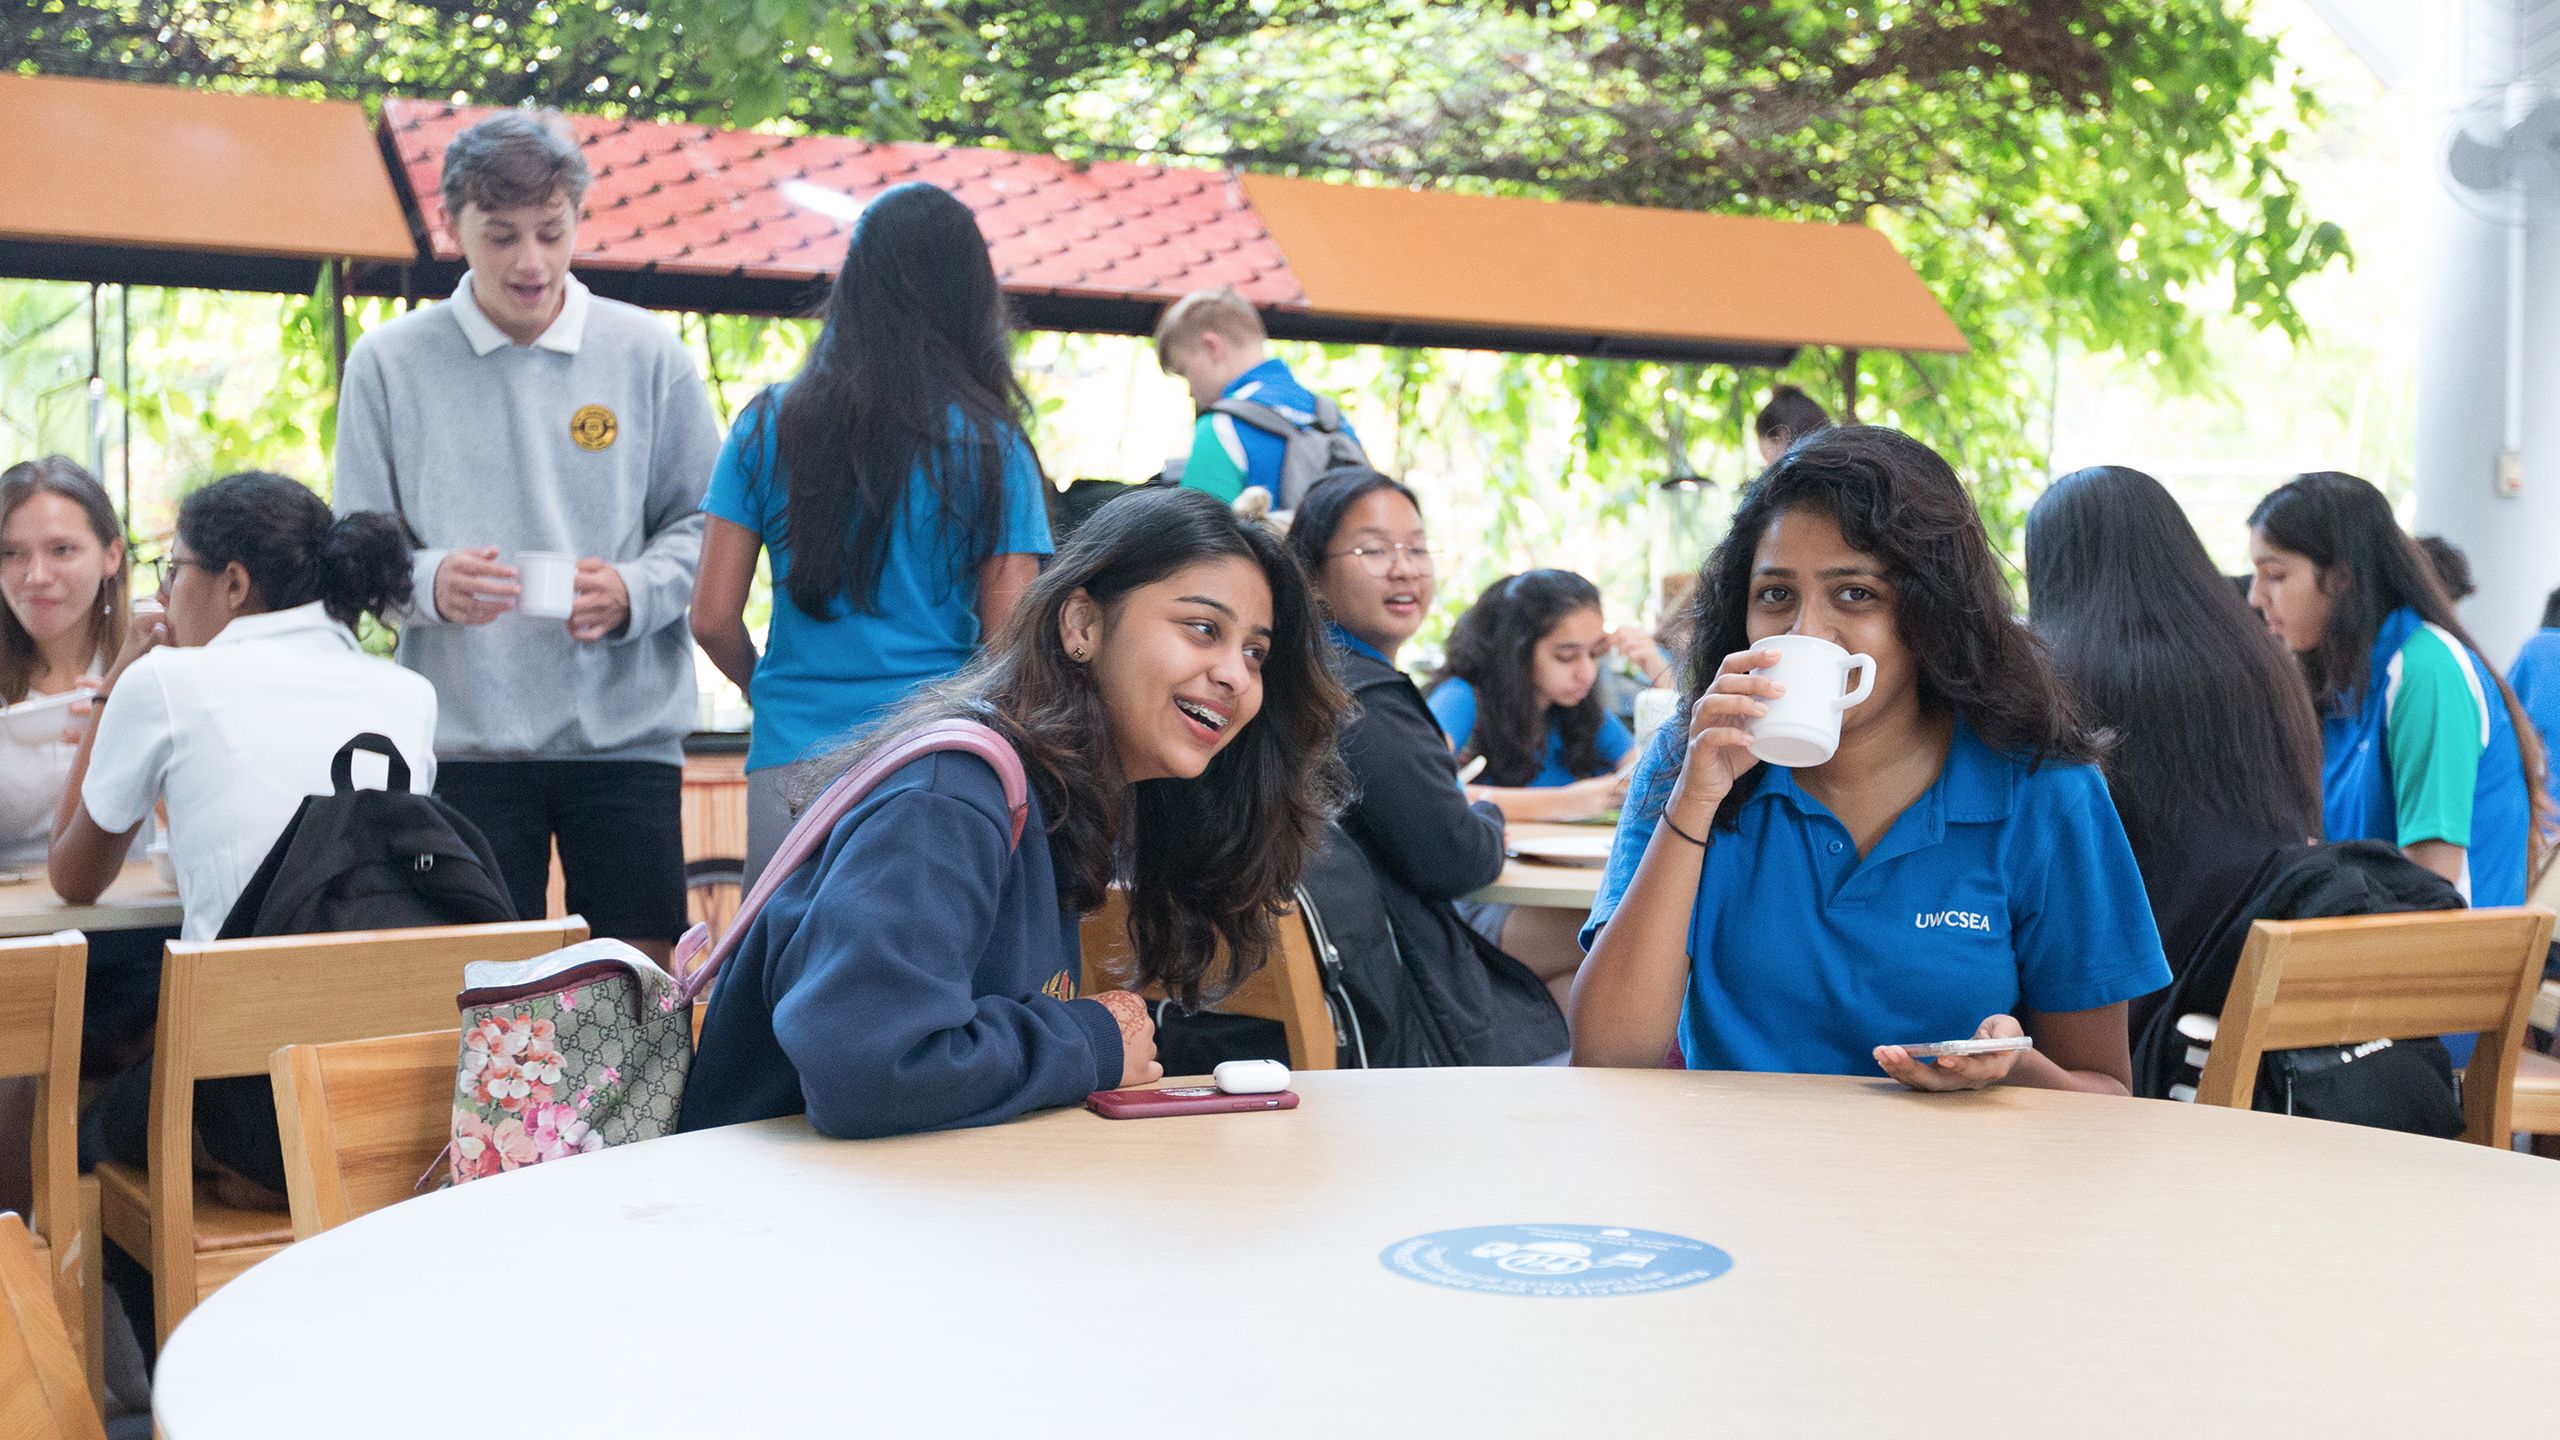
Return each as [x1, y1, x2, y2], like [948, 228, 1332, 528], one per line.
[679, 487, 1348, 1138]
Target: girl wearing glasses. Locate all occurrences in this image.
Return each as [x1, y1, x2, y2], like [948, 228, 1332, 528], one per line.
[0, 457, 129, 873]
[48, 473, 435, 943]
[1285, 469, 1568, 1064]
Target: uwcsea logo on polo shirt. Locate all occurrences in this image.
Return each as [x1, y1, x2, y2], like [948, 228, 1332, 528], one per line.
[1914, 908, 1995, 932]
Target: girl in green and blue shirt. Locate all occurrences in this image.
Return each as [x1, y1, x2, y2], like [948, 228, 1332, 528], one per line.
[2247, 471, 2544, 912]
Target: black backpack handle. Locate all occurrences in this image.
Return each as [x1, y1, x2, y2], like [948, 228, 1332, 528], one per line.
[330, 732, 413, 795]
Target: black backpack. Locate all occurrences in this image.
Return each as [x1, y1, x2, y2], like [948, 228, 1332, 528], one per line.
[1152, 823, 1456, 1072]
[192, 733, 517, 1190]
[216, 733, 516, 939]
[2133, 840, 2468, 1138]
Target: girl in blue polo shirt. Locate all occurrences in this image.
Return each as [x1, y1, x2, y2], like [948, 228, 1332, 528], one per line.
[680, 488, 1348, 1138]
[691, 182, 1054, 885]
[1429, 568, 1662, 1008]
[2247, 471, 2544, 907]
[1573, 427, 2169, 1092]
[1429, 569, 1658, 823]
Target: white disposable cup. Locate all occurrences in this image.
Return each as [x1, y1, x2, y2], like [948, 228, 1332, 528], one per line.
[1744, 635, 1876, 767]
[1632, 687, 1680, 746]
[514, 551, 577, 619]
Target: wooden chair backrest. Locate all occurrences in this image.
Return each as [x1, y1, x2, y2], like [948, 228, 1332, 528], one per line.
[0, 934, 81, 1303]
[1079, 890, 1336, 1071]
[0, 1212, 102, 1440]
[271, 1028, 458, 1239]
[2197, 907, 2554, 1145]
[272, 1002, 706, 1239]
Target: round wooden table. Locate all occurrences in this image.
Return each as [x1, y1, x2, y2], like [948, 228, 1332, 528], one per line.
[155, 1068, 2560, 1435]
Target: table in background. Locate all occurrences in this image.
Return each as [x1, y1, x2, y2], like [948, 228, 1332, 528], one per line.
[1468, 819, 1610, 910]
[0, 861, 179, 939]
[155, 1067, 2560, 1436]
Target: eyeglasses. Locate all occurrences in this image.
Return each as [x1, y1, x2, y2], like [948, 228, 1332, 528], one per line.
[1326, 543, 1438, 577]
[147, 555, 208, 596]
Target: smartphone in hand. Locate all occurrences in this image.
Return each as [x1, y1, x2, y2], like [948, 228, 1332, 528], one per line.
[1897, 1035, 2033, 1059]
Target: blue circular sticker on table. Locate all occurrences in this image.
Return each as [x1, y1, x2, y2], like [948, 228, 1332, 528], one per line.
[1381, 1224, 1732, 1298]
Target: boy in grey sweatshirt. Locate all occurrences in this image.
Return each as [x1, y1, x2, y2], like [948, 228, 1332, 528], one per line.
[332, 112, 719, 958]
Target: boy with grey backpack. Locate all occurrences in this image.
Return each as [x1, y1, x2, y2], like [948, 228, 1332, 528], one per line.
[1155, 286, 1369, 509]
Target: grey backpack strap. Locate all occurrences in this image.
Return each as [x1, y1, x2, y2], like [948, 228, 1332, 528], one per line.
[1206, 395, 1306, 439]
[1308, 395, 1344, 434]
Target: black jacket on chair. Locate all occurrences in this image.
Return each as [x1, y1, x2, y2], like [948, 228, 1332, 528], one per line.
[1333, 647, 1568, 1065]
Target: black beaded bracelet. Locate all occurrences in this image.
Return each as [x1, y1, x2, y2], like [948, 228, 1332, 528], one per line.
[1661, 811, 1709, 848]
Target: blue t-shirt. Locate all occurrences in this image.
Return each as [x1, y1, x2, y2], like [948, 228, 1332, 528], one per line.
[1427, 676, 1633, 786]
[2320, 607, 2529, 909]
[1581, 717, 2169, 1076]
[704, 386, 1054, 771]
[2507, 628, 2560, 765]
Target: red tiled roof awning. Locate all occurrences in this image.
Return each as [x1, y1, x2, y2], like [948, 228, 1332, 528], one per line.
[373, 100, 1308, 341]
[0, 74, 414, 294]
[374, 101, 1961, 365]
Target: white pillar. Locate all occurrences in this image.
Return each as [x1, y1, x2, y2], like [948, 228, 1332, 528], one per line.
[2413, 0, 2560, 664]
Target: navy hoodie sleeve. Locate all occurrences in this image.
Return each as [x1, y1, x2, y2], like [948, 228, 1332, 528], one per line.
[763, 785, 1123, 1139]
[1341, 672, 1509, 901]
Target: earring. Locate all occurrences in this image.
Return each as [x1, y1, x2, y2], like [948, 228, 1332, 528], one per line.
[1070, 647, 1090, 663]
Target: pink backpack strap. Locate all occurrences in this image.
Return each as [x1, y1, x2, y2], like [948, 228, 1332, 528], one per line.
[677, 719, 1028, 1002]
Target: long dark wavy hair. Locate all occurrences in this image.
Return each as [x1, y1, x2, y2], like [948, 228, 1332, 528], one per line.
[750, 181, 1042, 620]
[1672, 425, 2100, 831]
[1432, 569, 1610, 786]
[179, 472, 413, 630]
[0, 455, 128, 704]
[802, 488, 1349, 1007]
[2250, 469, 2550, 855]
[2026, 465, 2324, 861]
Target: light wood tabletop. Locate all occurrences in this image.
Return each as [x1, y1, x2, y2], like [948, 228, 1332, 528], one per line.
[155, 1067, 2560, 1436]
[0, 860, 179, 939]
[1469, 819, 1610, 910]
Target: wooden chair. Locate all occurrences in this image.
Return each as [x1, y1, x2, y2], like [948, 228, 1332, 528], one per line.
[1080, 889, 1337, 1071]
[2514, 1050, 2560, 1139]
[270, 1028, 457, 1240]
[96, 916, 588, 1344]
[2196, 907, 2554, 1146]
[271, 1004, 706, 1239]
[0, 933, 98, 1401]
[0, 1212, 104, 1440]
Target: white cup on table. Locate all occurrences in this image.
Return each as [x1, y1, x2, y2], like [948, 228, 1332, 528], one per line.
[1744, 635, 1876, 767]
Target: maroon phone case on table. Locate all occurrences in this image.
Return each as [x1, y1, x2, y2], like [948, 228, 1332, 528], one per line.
[1084, 1085, 1301, 1119]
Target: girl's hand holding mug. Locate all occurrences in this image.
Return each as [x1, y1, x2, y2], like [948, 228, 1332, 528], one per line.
[1873, 1014, 2029, 1092]
[1666, 648, 1783, 831]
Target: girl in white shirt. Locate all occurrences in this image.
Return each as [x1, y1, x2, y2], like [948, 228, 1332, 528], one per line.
[51, 471, 438, 941]
[0, 456, 129, 870]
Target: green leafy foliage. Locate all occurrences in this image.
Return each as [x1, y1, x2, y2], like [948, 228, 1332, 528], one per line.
[4, 0, 2345, 610]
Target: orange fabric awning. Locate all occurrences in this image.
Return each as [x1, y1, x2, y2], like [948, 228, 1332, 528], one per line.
[1239, 173, 1967, 358]
[0, 73, 414, 292]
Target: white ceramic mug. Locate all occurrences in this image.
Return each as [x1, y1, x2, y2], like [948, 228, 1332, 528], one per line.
[514, 551, 578, 619]
[1744, 635, 1876, 767]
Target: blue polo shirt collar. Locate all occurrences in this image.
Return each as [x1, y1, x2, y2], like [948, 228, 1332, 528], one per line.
[1222, 358, 1293, 401]
[1743, 715, 2016, 864]
[1328, 623, 1395, 669]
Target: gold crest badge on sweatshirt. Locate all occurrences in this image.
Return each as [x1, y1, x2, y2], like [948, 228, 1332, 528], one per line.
[570, 404, 618, 451]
